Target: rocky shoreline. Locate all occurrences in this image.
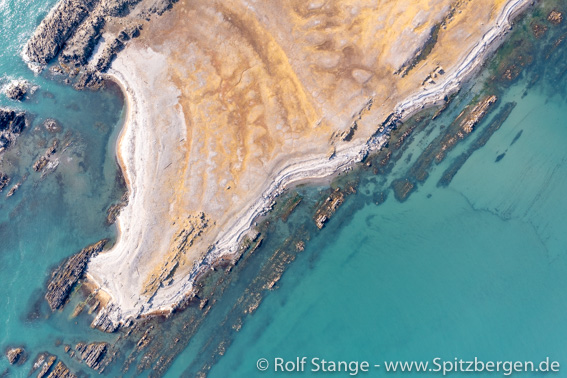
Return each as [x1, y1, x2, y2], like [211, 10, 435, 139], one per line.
[23, 0, 177, 89]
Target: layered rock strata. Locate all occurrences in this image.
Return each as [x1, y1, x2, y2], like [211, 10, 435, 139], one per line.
[45, 239, 108, 311]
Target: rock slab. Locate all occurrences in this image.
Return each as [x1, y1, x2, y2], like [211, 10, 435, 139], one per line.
[45, 239, 108, 311]
[75, 342, 108, 370]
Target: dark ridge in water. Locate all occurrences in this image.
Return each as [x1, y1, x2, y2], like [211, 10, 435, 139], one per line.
[495, 152, 506, 162]
[511, 129, 524, 145]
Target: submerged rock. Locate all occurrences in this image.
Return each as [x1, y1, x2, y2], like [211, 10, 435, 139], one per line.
[45, 239, 108, 311]
[0, 173, 9, 192]
[75, 342, 108, 370]
[391, 178, 416, 202]
[43, 119, 63, 134]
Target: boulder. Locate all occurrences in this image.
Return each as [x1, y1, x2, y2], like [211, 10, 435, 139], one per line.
[4, 80, 29, 101]
[5, 347, 24, 364]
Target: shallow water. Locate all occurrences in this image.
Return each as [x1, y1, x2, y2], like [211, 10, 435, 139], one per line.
[0, 0, 125, 375]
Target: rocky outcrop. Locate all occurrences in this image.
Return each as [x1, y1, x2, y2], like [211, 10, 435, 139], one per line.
[438, 102, 517, 187]
[59, 15, 105, 67]
[312, 186, 357, 229]
[314, 190, 344, 229]
[142, 213, 210, 298]
[5, 347, 24, 365]
[0, 108, 27, 153]
[4, 80, 29, 101]
[31, 353, 57, 378]
[106, 192, 128, 224]
[24, 0, 100, 65]
[75, 342, 108, 370]
[95, 23, 142, 72]
[47, 361, 76, 378]
[45, 239, 108, 311]
[7, 175, 30, 198]
[434, 94, 498, 162]
[548, 10, 563, 25]
[24, 0, 173, 88]
[33, 139, 59, 175]
[146, 0, 178, 16]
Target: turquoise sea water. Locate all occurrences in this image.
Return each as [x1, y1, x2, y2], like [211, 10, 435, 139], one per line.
[2, 1, 567, 377]
[0, 0, 125, 375]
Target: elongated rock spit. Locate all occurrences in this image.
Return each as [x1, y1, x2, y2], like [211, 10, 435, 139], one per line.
[45, 240, 108, 311]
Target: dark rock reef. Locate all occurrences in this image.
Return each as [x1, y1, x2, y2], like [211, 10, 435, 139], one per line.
[0, 108, 27, 153]
[45, 239, 108, 311]
[75, 342, 108, 370]
[24, 0, 179, 89]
